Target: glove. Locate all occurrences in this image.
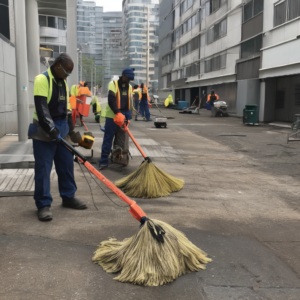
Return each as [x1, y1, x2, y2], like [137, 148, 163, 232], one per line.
[113, 112, 125, 127]
[52, 134, 62, 142]
[49, 127, 60, 140]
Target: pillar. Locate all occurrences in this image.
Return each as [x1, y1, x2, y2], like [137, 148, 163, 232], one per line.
[66, 0, 78, 87]
[14, 0, 29, 142]
[259, 80, 265, 122]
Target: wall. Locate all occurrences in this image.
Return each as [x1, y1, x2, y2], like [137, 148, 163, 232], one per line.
[236, 79, 260, 117]
[0, 35, 17, 137]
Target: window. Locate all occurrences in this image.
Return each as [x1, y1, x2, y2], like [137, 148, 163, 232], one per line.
[243, 0, 264, 23]
[48, 16, 58, 28]
[205, 53, 226, 72]
[60, 46, 66, 53]
[39, 15, 47, 27]
[205, 0, 227, 16]
[180, 36, 200, 58]
[181, 11, 201, 36]
[241, 34, 262, 58]
[58, 18, 67, 30]
[180, 0, 194, 15]
[167, 73, 171, 87]
[206, 18, 227, 44]
[173, 27, 181, 41]
[274, 0, 300, 27]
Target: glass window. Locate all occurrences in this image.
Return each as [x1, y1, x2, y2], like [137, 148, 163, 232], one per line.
[288, 0, 300, 21]
[244, 1, 253, 22]
[60, 46, 66, 53]
[254, 0, 264, 15]
[48, 16, 58, 28]
[58, 18, 65, 30]
[39, 15, 47, 27]
[241, 35, 262, 58]
[274, 1, 286, 26]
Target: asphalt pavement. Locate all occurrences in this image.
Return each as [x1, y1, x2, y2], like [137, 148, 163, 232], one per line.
[1, 107, 300, 300]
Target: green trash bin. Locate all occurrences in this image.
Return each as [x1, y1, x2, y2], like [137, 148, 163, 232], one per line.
[243, 104, 258, 125]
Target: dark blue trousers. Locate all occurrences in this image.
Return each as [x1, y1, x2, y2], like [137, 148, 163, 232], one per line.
[139, 99, 151, 120]
[134, 100, 139, 115]
[32, 119, 76, 209]
[99, 111, 131, 166]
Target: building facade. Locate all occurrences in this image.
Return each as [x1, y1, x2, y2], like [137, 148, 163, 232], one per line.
[159, 0, 300, 123]
[122, 0, 160, 95]
[102, 11, 123, 95]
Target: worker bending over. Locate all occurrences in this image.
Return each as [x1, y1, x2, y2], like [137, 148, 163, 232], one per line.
[139, 83, 152, 121]
[99, 68, 134, 170]
[29, 53, 87, 222]
[207, 90, 219, 107]
[133, 85, 141, 121]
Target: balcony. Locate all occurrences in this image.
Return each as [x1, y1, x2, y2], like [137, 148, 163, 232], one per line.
[40, 27, 59, 38]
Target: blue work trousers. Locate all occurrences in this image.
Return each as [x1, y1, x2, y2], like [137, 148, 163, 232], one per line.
[32, 119, 76, 209]
[134, 99, 139, 115]
[139, 99, 151, 120]
[99, 110, 131, 166]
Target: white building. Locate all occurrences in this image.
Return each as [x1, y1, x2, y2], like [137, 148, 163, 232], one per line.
[159, 0, 300, 123]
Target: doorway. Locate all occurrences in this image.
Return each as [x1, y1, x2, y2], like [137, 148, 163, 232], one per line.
[200, 87, 207, 108]
[191, 87, 199, 106]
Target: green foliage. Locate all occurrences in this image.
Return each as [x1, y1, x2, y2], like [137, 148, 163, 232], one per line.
[79, 55, 104, 86]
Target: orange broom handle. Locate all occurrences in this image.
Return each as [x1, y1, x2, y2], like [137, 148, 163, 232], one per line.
[81, 159, 147, 222]
[59, 138, 147, 222]
[123, 124, 147, 159]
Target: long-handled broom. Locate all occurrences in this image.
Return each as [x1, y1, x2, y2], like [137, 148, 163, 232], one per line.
[59, 138, 211, 286]
[115, 123, 184, 198]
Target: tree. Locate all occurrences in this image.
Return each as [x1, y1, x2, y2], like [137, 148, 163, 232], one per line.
[79, 55, 104, 87]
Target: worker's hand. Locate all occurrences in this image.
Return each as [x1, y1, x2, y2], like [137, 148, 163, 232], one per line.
[52, 134, 62, 142]
[49, 127, 60, 140]
[113, 112, 125, 127]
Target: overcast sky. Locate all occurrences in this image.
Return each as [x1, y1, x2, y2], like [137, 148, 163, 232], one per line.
[92, 0, 123, 12]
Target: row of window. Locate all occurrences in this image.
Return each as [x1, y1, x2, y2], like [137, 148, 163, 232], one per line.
[241, 34, 262, 59]
[274, 0, 300, 27]
[205, 53, 226, 72]
[180, 35, 200, 57]
[180, 0, 195, 15]
[206, 18, 227, 44]
[39, 15, 66, 30]
[173, 10, 200, 41]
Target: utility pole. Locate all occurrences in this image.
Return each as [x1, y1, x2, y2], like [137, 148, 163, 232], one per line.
[80, 51, 82, 82]
[91, 63, 93, 96]
[95, 65, 96, 96]
[15, 0, 29, 142]
[146, 5, 150, 88]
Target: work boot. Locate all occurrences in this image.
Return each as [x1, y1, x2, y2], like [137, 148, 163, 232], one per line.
[135, 115, 138, 121]
[62, 197, 87, 210]
[143, 117, 146, 121]
[99, 164, 108, 170]
[145, 119, 153, 122]
[38, 206, 53, 222]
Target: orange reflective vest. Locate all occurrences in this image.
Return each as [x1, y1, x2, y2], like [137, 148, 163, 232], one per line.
[114, 81, 131, 110]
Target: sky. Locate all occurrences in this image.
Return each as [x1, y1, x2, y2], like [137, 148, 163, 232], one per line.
[92, 0, 123, 12]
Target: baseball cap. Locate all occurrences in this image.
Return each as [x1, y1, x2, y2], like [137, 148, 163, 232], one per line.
[122, 68, 135, 81]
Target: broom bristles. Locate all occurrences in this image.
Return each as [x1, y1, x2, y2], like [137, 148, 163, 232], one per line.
[92, 219, 212, 286]
[115, 161, 184, 198]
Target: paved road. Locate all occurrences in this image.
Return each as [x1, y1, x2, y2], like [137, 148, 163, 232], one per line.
[1, 108, 300, 299]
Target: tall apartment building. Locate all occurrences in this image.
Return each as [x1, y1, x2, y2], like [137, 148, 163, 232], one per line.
[122, 0, 160, 94]
[77, 0, 103, 85]
[159, 0, 300, 123]
[102, 12, 123, 95]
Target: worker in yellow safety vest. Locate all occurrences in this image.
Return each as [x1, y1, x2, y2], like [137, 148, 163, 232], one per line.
[139, 83, 152, 121]
[98, 68, 134, 169]
[27, 53, 87, 221]
[133, 84, 142, 121]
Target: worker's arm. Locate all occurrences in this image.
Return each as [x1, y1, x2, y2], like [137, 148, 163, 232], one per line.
[207, 95, 211, 102]
[216, 94, 219, 100]
[108, 82, 120, 115]
[33, 75, 59, 139]
[34, 96, 59, 138]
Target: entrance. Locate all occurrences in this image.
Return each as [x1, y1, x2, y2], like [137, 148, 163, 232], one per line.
[191, 87, 199, 106]
[200, 87, 207, 108]
[175, 89, 180, 104]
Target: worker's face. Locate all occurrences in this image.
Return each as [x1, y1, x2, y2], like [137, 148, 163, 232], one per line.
[122, 74, 129, 84]
[211, 92, 215, 95]
[55, 62, 74, 80]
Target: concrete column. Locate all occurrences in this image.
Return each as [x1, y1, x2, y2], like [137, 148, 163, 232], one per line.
[66, 0, 78, 87]
[25, 0, 40, 81]
[14, 0, 29, 142]
[259, 80, 266, 122]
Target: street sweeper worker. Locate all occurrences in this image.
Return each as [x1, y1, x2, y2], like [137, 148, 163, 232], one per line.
[98, 68, 134, 170]
[139, 83, 152, 121]
[207, 90, 219, 107]
[133, 85, 141, 121]
[28, 53, 87, 222]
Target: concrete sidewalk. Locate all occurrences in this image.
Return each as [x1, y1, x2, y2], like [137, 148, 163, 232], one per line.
[1, 108, 300, 299]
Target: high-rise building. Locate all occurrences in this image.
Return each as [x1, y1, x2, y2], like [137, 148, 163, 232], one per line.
[102, 11, 123, 95]
[122, 0, 159, 95]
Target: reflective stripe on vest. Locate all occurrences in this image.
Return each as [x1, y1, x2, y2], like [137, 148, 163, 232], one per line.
[114, 81, 131, 110]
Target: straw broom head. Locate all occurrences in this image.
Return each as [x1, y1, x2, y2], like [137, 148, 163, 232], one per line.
[115, 160, 184, 198]
[92, 219, 212, 286]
